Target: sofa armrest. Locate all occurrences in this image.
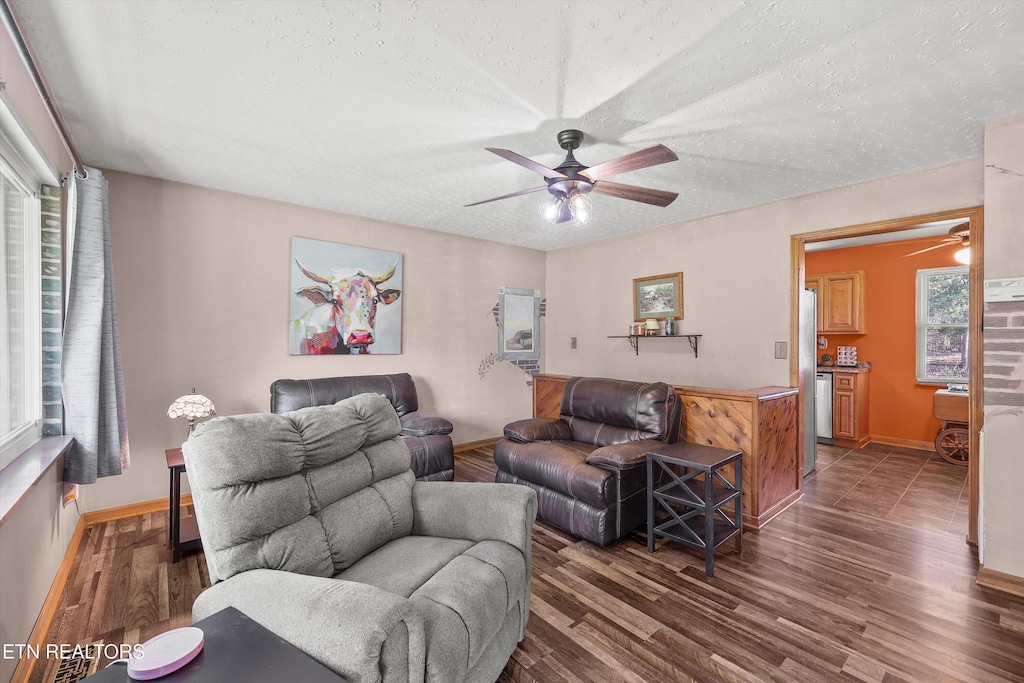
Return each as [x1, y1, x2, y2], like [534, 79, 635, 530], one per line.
[193, 569, 424, 683]
[399, 411, 453, 437]
[412, 482, 536, 555]
[503, 417, 571, 443]
[411, 482, 537, 636]
[585, 440, 659, 469]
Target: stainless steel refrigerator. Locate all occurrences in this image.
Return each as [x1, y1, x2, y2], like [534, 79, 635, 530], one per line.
[800, 288, 817, 476]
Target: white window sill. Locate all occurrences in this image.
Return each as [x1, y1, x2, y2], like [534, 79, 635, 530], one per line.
[0, 435, 74, 525]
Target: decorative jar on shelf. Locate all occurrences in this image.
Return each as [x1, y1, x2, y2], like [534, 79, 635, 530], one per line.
[664, 318, 676, 336]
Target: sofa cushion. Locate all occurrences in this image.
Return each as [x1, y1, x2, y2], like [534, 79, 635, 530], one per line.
[337, 536, 526, 681]
[411, 540, 525, 680]
[184, 394, 414, 583]
[492, 439, 615, 509]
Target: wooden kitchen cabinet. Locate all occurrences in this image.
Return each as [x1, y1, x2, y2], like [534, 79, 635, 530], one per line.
[806, 270, 865, 334]
[832, 372, 870, 448]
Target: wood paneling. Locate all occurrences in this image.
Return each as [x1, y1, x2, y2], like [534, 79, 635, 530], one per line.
[531, 376, 801, 530]
[25, 446, 1024, 683]
[755, 391, 800, 522]
[533, 374, 569, 419]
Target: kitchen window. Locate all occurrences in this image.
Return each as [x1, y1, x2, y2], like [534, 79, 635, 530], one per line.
[916, 266, 969, 384]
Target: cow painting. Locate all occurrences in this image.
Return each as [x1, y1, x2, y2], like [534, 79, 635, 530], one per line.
[289, 239, 403, 355]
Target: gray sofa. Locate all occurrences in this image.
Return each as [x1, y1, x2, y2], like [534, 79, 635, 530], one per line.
[184, 393, 537, 683]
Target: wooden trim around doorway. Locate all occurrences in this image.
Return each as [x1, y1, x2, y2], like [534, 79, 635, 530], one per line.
[790, 206, 983, 546]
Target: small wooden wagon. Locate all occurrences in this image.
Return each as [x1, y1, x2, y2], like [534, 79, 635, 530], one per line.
[933, 389, 969, 465]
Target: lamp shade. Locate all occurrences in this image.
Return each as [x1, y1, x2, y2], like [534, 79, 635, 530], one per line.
[167, 389, 216, 423]
[644, 319, 660, 331]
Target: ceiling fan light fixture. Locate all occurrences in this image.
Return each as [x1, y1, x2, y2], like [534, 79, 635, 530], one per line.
[954, 246, 971, 264]
[569, 191, 592, 226]
[539, 196, 563, 224]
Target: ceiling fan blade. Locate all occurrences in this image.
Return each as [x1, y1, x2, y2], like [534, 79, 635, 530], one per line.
[877, 236, 959, 248]
[592, 181, 678, 207]
[486, 148, 568, 179]
[903, 243, 953, 257]
[579, 144, 678, 181]
[465, 186, 548, 207]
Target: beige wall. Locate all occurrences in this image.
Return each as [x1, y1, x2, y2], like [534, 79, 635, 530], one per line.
[0, 25, 78, 683]
[545, 159, 983, 391]
[981, 113, 1024, 577]
[81, 171, 546, 511]
[0, 459, 79, 683]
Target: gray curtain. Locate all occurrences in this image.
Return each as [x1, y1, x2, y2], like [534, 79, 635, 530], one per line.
[61, 166, 129, 483]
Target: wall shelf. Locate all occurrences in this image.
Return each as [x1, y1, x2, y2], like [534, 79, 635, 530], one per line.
[607, 334, 701, 358]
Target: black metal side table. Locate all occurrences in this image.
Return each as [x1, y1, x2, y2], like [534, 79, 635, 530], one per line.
[646, 442, 743, 577]
[166, 447, 202, 563]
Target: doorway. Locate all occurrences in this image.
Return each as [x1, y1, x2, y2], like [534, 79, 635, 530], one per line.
[790, 206, 983, 544]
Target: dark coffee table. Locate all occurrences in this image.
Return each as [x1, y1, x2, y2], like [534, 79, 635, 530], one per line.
[83, 607, 346, 682]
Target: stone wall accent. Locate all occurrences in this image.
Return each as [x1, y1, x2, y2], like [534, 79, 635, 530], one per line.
[984, 300, 1024, 407]
[40, 184, 63, 436]
[483, 297, 545, 386]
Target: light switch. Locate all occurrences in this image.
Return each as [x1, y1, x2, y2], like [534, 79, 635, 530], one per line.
[570, 336, 577, 350]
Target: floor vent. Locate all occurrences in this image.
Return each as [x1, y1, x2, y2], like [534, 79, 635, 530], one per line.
[46, 642, 102, 683]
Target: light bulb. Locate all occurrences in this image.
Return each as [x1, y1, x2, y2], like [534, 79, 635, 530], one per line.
[954, 247, 970, 265]
[539, 197, 561, 224]
[568, 191, 592, 226]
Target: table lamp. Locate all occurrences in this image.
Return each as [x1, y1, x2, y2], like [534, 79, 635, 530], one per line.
[644, 319, 661, 336]
[167, 388, 216, 434]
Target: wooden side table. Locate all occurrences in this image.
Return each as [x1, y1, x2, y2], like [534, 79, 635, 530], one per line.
[646, 442, 743, 577]
[165, 447, 202, 563]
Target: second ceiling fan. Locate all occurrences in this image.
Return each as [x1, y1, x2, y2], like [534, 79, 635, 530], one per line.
[466, 129, 679, 226]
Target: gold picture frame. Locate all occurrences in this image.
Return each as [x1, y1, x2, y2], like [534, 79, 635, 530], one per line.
[633, 272, 683, 321]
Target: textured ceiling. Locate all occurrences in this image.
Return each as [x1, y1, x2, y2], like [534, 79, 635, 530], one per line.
[12, 0, 1024, 251]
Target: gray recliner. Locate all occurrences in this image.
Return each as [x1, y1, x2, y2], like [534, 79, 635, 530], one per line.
[184, 393, 537, 683]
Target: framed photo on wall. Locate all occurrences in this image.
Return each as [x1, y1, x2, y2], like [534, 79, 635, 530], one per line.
[633, 272, 683, 321]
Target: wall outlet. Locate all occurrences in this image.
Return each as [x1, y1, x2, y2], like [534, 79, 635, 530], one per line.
[774, 341, 787, 359]
[570, 336, 577, 350]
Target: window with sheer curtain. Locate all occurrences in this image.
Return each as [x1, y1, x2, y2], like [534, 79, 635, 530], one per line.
[1, 145, 42, 470]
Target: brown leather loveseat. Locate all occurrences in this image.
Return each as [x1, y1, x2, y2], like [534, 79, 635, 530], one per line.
[270, 373, 455, 481]
[493, 376, 681, 545]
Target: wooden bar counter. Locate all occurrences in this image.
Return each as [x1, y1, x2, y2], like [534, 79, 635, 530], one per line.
[532, 375, 801, 530]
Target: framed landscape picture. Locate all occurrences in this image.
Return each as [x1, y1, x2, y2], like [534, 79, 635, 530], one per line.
[633, 272, 683, 321]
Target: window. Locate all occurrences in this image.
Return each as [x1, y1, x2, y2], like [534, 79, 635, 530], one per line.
[916, 266, 969, 384]
[0, 139, 42, 469]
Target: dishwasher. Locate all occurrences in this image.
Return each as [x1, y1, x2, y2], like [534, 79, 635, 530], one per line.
[815, 372, 833, 444]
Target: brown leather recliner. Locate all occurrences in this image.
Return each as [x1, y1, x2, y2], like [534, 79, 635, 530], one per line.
[493, 376, 682, 546]
[270, 373, 455, 481]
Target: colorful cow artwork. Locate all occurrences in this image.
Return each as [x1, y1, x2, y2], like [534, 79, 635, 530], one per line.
[289, 238, 403, 355]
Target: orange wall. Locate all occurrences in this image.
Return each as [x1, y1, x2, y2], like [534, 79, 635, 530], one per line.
[807, 237, 960, 447]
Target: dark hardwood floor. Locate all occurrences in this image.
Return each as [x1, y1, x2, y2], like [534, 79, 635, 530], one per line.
[30, 446, 1024, 683]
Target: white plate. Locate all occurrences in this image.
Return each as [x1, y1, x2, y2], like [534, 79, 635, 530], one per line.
[127, 626, 204, 680]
